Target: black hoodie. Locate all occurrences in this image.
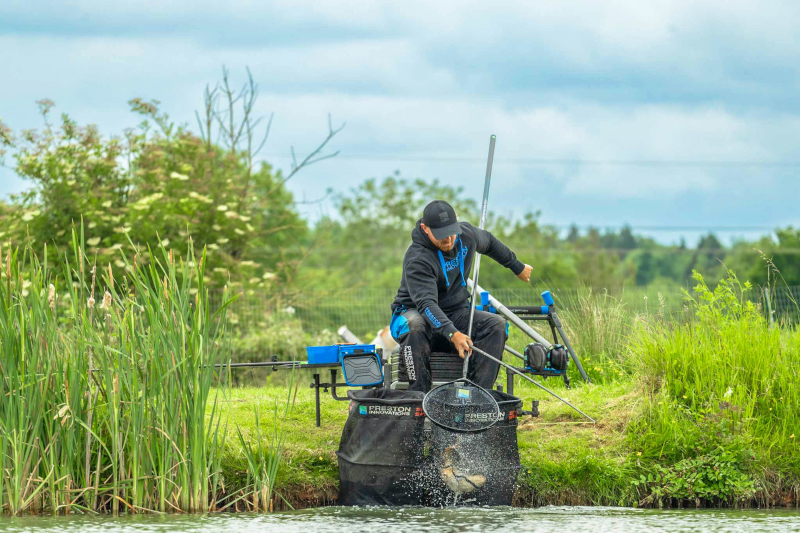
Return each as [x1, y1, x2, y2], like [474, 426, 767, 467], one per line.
[391, 220, 525, 337]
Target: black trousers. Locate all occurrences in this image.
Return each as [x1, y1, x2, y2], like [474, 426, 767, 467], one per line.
[397, 307, 507, 392]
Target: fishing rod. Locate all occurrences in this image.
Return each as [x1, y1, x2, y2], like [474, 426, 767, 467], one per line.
[469, 344, 595, 423]
[463, 134, 496, 377]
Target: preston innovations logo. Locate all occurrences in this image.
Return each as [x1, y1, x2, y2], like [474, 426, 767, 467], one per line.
[403, 345, 416, 380]
[359, 405, 368, 415]
[367, 405, 413, 417]
[464, 412, 500, 422]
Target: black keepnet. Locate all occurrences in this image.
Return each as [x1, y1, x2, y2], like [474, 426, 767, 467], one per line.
[337, 388, 426, 506]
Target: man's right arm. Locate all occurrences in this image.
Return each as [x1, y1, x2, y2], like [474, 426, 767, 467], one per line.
[405, 260, 459, 337]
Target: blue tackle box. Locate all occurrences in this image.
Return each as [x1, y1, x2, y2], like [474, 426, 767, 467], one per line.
[306, 343, 376, 365]
[306, 344, 384, 387]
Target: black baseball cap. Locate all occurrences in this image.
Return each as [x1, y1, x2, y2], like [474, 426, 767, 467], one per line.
[422, 200, 462, 239]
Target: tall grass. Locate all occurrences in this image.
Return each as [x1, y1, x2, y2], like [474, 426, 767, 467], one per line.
[0, 230, 248, 515]
[234, 370, 298, 513]
[628, 270, 800, 503]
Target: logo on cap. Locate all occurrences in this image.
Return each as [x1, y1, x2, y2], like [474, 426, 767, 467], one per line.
[438, 211, 450, 223]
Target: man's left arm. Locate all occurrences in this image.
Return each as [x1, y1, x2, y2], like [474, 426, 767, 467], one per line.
[471, 224, 532, 282]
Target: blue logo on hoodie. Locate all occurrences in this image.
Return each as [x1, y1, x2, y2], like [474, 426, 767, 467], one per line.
[443, 246, 468, 272]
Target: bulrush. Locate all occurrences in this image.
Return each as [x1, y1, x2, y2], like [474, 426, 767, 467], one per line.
[48, 283, 55, 310]
[99, 290, 112, 311]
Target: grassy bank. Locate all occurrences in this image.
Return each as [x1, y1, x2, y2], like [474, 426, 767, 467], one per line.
[2, 231, 799, 514]
[219, 271, 800, 510]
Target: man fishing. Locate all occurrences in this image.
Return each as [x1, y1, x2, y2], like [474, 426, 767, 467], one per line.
[390, 200, 532, 392]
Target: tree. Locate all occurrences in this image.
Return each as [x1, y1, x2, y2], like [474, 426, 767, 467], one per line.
[1, 68, 343, 292]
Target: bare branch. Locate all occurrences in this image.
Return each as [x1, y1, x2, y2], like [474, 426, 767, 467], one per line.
[254, 113, 273, 157]
[295, 189, 333, 205]
[268, 115, 345, 194]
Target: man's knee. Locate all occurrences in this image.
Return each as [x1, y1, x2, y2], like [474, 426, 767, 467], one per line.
[406, 314, 428, 335]
[488, 315, 508, 336]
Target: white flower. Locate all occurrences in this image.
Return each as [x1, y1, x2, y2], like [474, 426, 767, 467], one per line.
[217, 205, 228, 211]
[170, 171, 189, 181]
[87, 296, 95, 308]
[217, 238, 229, 244]
[161, 238, 170, 247]
[234, 228, 245, 235]
[102, 200, 113, 208]
[87, 237, 101, 247]
[262, 272, 276, 280]
[283, 306, 296, 315]
[724, 387, 733, 399]
[48, 284, 55, 310]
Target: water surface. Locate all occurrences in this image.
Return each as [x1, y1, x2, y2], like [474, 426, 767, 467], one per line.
[2, 506, 800, 532]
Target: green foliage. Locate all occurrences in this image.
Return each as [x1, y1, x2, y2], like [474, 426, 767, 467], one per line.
[0, 230, 236, 515]
[229, 313, 339, 362]
[0, 71, 324, 297]
[626, 269, 800, 505]
[631, 446, 755, 506]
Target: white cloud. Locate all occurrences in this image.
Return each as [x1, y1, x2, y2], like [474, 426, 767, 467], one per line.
[2, 0, 800, 235]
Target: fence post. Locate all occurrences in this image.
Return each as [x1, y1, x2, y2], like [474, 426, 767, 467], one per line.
[763, 287, 775, 329]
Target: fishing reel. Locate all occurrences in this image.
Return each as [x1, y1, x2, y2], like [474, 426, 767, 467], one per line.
[524, 342, 569, 375]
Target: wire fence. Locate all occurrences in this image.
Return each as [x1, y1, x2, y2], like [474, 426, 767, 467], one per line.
[212, 283, 800, 369]
[223, 284, 800, 337]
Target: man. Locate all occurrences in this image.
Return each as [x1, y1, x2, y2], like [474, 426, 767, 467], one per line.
[390, 200, 532, 392]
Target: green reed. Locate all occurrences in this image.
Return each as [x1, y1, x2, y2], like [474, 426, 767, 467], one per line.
[0, 229, 259, 515]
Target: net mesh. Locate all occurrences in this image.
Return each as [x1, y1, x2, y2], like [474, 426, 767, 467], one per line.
[422, 379, 501, 432]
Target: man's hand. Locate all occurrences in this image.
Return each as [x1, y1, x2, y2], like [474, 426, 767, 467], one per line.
[450, 331, 473, 359]
[517, 264, 533, 283]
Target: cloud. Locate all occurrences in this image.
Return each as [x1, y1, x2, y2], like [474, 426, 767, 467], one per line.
[2, 0, 800, 241]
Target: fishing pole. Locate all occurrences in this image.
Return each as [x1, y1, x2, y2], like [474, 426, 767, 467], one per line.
[463, 134, 496, 378]
[469, 344, 596, 423]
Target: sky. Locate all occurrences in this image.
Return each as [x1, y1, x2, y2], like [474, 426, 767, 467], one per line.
[2, 0, 800, 246]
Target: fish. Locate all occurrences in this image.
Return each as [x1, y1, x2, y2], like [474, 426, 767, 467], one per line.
[439, 445, 486, 495]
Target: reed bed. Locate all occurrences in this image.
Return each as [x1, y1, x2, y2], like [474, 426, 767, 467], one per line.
[0, 230, 257, 515]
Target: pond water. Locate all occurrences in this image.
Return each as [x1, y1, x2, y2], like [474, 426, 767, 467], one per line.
[2, 506, 800, 532]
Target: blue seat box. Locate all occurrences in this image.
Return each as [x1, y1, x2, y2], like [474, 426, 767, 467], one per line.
[306, 344, 376, 364]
